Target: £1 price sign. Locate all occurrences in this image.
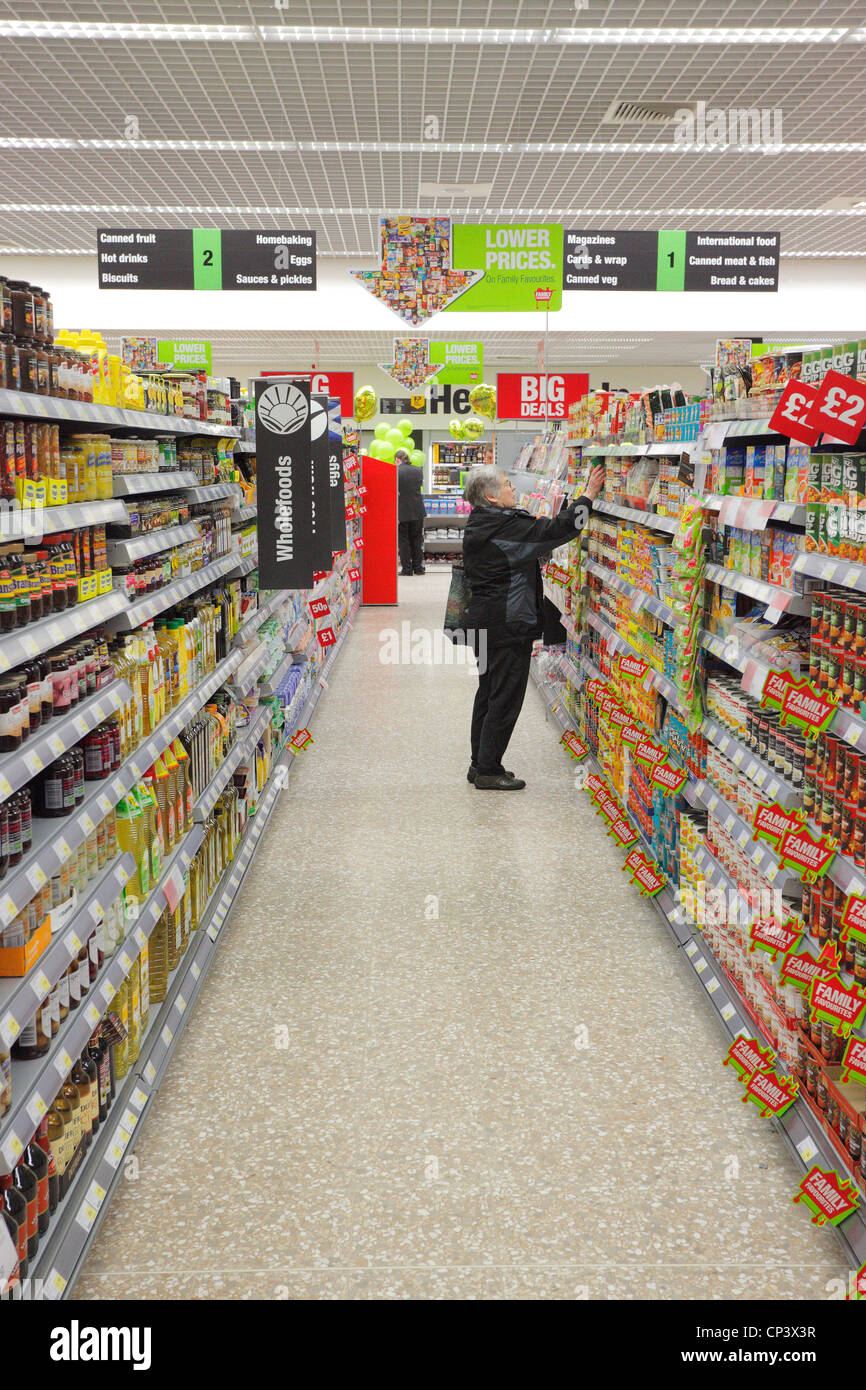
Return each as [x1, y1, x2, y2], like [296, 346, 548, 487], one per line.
[811, 370, 866, 446]
[316, 626, 336, 648]
[769, 379, 821, 447]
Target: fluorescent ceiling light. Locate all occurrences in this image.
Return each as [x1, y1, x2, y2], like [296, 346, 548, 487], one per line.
[0, 21, 853, 44]
[1, 137, 863, 156]
[2, 202, 864, 220]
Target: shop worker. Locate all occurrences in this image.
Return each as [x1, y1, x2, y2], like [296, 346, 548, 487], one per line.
[462, 463, 605, 791]
[396, 448, 427, 576]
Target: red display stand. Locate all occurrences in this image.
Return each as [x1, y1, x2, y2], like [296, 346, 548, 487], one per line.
[360, 454, 398, 606]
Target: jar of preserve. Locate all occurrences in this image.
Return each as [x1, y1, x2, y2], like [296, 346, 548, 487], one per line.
[0, 679, 21, 751]
[30, 288, 46, 345]
[33, 345, 49, 396]
[70, 746, 84, 806]
[2, 336, 20, 392]
[17, 792, 31, 857]
[50, 654, 72, 717]
[8, 281, 33, 341]
[17, 342, 37, 395]
[0, 804, 8, 881]
[6, 795, 21, 866]
[22, 663, 41, 735]
[0, 278, 11, 336]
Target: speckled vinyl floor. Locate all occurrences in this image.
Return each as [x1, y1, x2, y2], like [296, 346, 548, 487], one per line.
[76, 572, 846, 1300]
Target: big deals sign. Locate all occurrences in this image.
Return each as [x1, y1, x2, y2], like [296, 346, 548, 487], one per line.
[496, 372, 589, 420]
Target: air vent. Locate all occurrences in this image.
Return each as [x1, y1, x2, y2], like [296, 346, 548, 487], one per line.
[418, 181, 492, 198]
[602, 99, 696, 125]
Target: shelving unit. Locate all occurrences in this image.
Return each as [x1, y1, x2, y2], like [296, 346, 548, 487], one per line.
[584, 558, 679, 626]
[0, 389, 241, 438]
[0, 591, 128, 674]
[28, 601, 359, 1298]
[0, 680, 130, 806]
[103, 553, 241, 630]
[112, 471, 198, 497]
[184, 482, 242, 506]
[106, 521, 203, 565]
[0, 499, 127, 543]
[704, 562, 813, 617]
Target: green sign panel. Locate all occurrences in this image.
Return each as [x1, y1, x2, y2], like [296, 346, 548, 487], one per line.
[447, 224, 563, 312]
[429, 341, 483, 384]
[157, 339, 213, 371]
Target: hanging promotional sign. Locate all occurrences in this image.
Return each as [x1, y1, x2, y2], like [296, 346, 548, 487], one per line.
[97, 228, 316, 290]
[448, 223, 564, 312]
[378, 339, 443, 391]
[156, 340, 212, 371]
[309, 395, 333, 571]
[261, 371, 354, 419]
[349, 216, 482, 327]
[496, 372, 589, 420]
[563, 229, 779, 292]
[748, 916, 803, 961]
[428, 341, 484, 385]
[328, 398, 348, 556]
[255, 377, 315, 590]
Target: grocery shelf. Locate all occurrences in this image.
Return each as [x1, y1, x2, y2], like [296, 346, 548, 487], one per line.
[227, 548, 258, 578]
[703, 494, 806, 529]
[0, 498, 127, 543]
[794, 551, 866, 594]
[729, 641, 866, 755]
[0, 590, 128, 675]
[111, 471, 198, 497]
[584, 557, 679, 626]
[235, 503, 257, 524]
[102, 552, 240, 630]
[690, 842, 754, 924]
[228, 640, 269, 696]
[183, 482, 242, 506]
[28, 607, 358, 1299]
[423, 512, 467, 527]
[704, 562, 812, 617]
[0, 388, 240, 438]
[0, 680, 130, 808]
[700, 715, 801, 809]
[258, 650, 295, 697]
[560, 655, 581, 689]
[192, 707, 271, 822]
[0, 852, 135, 1075]
[579, 653, 603, 683]
[232, 592, 291, 647]
[106, 520, 203, 565]
[424, 538, 463, 552]
[692, 780, 804, 894]
[586, 610, 686, 714]
[593, 500, 679, 534]
[234, 440, 256, 454]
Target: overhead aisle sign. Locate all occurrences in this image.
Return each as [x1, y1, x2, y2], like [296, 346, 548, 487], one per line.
[448, 224, 563, 311]
[563, 230, 779, 292]
[97, 228, 316, 290]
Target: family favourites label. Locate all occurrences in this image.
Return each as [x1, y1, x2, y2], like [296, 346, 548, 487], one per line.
[609, 816, 639, 849]
[748, 916, 803, 961]
[742, 1067, 799, 1119]
[752, 802, 804, 849]
[761, 667, 795, 711]
[559, 731, 587, 760]
[619, 652, 649, 680]
[842, 894, 866, 947]
[779, 679, 839, 736]
[841, 1036, 866, 1085]
[793, 1166, 859, 1227]
[723, 1036, 776, 1081]
[809, 973, 866, 1038]
[776, 823, 837, 883]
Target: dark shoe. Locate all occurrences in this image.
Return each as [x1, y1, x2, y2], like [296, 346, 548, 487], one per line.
[474, 772, 526, 790]
[414, 568, 426, 575]
[400, 570, 413, 576]
[467, 764, 514, 783]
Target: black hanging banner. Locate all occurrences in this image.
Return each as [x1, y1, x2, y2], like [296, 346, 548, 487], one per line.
[310, 394, 334, 570]
[327, 397, 348, 555]
[254, 378, 315, 589]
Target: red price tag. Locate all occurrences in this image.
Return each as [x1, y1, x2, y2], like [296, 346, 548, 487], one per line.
[357, 485, 368, 495]
[354, 538, 365, 549]
[348, 566, 361, 581]
[345, 505, 356, 520]
[317, 626, 336, 647]
[768, 380, 820, 446]
[309, 598, 330, 617]
[811, 369, 866, 445]
[163, 874, 180, 913]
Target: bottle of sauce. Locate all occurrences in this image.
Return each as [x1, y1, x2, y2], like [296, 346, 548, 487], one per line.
[1, 1207, 19, 1298]
[22, 1137, 49, 1237]
[0, 1173, 28, 1282]
[35, 1114, 59, 1218]
[10, 1158, 38, 1261]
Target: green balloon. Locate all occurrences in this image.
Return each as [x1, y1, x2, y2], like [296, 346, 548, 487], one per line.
[374, 423, 390, 441]
[386, 428, 405, 448]
[398, 417, 414, 436]
[368, 440, 383, 459]
[378, 441, 395, 462]
[410, 449, 424, 467]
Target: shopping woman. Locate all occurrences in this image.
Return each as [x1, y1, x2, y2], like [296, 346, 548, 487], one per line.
[462, 463, 605, 790]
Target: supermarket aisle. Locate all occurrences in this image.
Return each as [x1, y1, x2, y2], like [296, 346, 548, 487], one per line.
[77, 574, 845, 1300]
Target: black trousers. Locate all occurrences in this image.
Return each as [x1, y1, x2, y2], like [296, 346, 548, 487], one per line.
[398, 520, 424, 573]
[470, 639, 533, 774]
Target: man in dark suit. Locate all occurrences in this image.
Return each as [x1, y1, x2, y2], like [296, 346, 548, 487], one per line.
[396, 448, 427, 575]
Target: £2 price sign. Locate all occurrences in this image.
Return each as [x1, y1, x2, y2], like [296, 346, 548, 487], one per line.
[811, 369, 866, 446]
[769, 379, 821, 447]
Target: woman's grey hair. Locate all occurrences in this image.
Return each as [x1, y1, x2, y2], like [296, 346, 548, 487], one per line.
[464, 464, 504, 508]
